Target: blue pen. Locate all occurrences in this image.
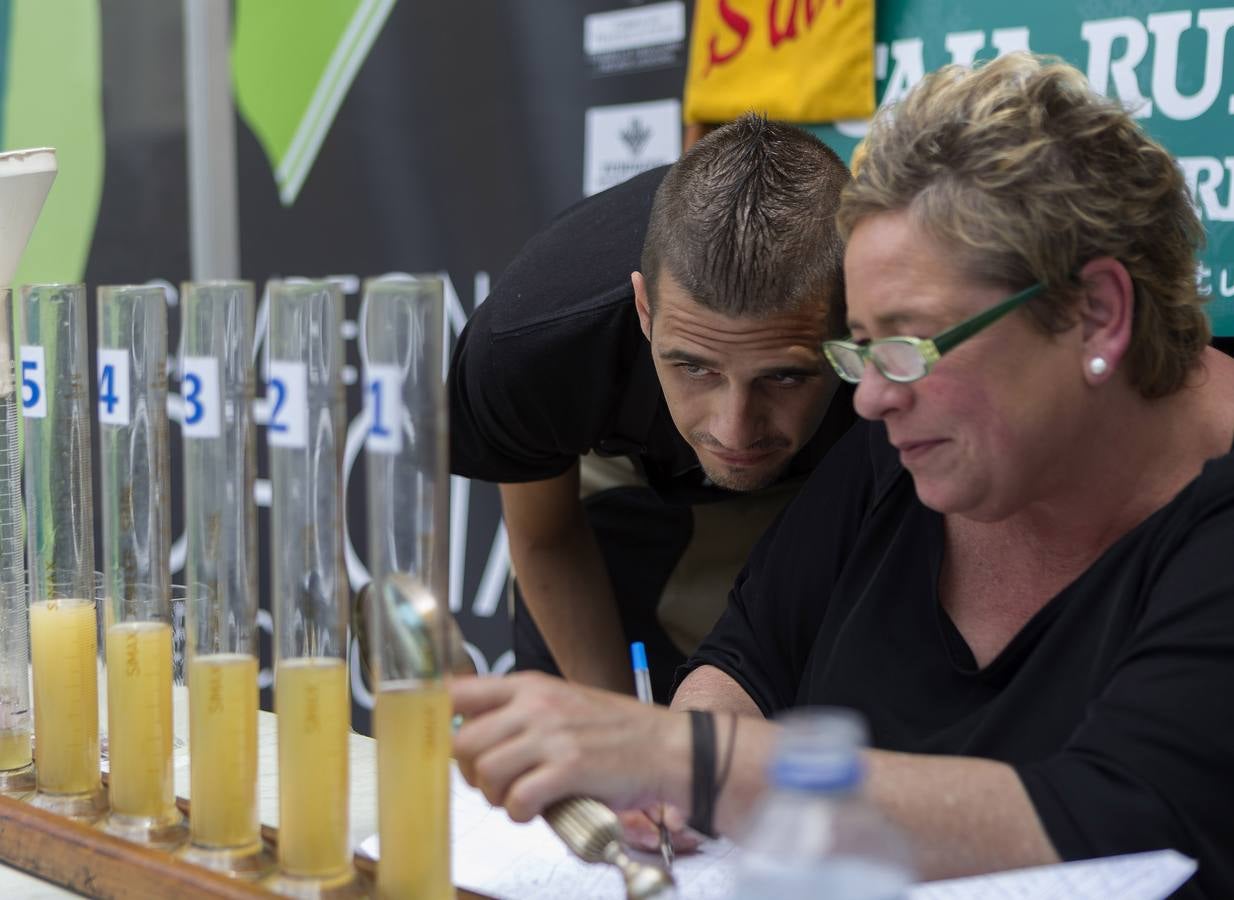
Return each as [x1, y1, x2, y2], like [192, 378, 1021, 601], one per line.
[630, 642, 673, 871]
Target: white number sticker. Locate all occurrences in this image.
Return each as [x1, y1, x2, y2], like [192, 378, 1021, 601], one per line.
[97, 348, 131, 426]
[364, 365, 403, 454]
[266, 360, 308, 449]
[181, 356, 221, 439]
[19, 345, 47, 419]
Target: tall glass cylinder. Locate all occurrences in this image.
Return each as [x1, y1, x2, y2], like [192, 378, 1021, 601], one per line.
[0, 289, 32, 795]
[362, 277, 452, 900]
[266, 280, 354, 894]
[179, 280, 269, 876]
[19, 283, 105, 821]
[96, 285, 184, 846]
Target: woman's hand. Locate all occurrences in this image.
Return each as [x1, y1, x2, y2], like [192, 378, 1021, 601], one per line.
[451, 672, 691, 823]
[618, 806, 702, 854]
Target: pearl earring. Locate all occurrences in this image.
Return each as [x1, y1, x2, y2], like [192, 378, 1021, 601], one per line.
[1088, 357, 1108, 376]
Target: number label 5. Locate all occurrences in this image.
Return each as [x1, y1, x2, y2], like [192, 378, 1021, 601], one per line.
[19, 345, 47, 419]
[97, 349, 131, 426]
[181, 356, 221, 439]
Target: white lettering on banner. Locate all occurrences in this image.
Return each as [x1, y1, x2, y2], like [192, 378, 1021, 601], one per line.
[990, 27, 1030, 55]
[1083, 17, 1154, 117]
[1148, 9, 1234, 121]
[1178, 156, 1234, 222]
[1198, 264, 1234, 298]
[944, 31, 985, 68]
[835, 30, 1032, 138]
[1084, 9, 1234, 120]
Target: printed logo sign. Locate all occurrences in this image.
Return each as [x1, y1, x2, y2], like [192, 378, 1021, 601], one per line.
[584, 99, 682, 196]
[584, 2, 687, 76]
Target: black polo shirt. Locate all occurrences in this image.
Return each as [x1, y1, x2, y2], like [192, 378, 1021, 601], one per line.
[448, 165, 854, 501]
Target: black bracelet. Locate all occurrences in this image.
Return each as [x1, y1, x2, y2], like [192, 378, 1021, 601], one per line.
[715, 712, 738, 797]
[688, 709, 718, 837]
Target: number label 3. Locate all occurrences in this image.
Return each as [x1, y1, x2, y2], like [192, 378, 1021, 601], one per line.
[181, 356, 221, 439]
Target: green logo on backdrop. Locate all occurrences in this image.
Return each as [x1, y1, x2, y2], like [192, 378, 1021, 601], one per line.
[811, 1, 1234, 334]
[233, 0, 398, 207]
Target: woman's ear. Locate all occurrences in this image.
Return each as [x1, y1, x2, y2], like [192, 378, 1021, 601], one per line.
[1075, 257, 1134, 384]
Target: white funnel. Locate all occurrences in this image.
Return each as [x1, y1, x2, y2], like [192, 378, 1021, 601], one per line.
[0, 147, 57, 287]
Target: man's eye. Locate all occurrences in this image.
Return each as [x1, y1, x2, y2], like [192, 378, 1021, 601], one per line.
[677, 364, 711, 378]
[765, 374, 806, 387]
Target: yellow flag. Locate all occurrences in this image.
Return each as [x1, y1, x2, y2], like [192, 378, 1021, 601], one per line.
[684, 0, 875, 124]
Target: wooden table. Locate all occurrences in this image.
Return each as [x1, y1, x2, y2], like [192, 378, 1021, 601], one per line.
[0, 686, 487, 898]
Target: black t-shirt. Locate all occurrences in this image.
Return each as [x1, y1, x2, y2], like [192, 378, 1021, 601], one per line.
[687, 421, 1234, 899]
[448, 165, 853, 503]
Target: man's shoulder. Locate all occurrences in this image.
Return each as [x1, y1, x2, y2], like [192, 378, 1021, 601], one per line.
[479, 166, 669, 337]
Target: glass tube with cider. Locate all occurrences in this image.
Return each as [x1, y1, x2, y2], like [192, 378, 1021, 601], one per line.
[178, 281, 269, 876]
[265, 280, 356, 896]
[20, 283, 105, 821]
[362, 277, 453, 900]
[96, 285, 185, 846]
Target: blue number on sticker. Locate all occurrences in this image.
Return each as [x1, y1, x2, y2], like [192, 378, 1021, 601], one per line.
[268, 378, 288, 432]
[21, 360, 38, 409]
[184, 373, 205, 425]
[369, 379, 390, 437]
[99, 364, 119, 414]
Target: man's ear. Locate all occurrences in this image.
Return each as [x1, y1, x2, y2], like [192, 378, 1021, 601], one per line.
[632, 271, 652, 341]
[1075, 257, 1134, 383]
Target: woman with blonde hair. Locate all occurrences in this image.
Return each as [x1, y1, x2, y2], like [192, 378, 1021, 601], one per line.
[451, 53, 1234, 896]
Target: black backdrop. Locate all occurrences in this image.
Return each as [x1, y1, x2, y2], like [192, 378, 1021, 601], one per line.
[82, 0, 693, 732]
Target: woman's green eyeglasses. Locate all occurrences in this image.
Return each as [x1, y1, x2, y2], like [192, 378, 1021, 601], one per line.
[822, 283, 1044, 384]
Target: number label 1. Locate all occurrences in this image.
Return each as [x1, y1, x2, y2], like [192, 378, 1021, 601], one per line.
[19, 345, 47, 418]
[266, 360, 308, 449]
[364, 365, 404, 454]
[97, 348, 131, 426]
[181, 356, 221, 439]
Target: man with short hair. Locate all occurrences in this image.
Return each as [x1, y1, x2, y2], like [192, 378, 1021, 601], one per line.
[449, 115, 853, 700]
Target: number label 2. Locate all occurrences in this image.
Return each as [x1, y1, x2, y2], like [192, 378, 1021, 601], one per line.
[266, 360, 307, 448]
[97, 349, 131, 426]
[19, 345, 47, 418]
[181, 356, 221, 439]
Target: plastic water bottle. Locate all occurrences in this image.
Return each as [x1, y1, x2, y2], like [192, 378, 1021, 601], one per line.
[731, 708, 914, 899]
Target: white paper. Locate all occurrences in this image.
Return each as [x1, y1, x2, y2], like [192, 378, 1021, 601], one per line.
[910, 850, 1197, 900]
[359, 767, 738, 900]
[360, 772, 1196, 900]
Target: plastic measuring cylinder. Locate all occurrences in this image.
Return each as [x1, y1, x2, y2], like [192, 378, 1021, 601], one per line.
[0, 289, 31, 793]
[19, 283, 105, 821]
[0, 149, 57, 796]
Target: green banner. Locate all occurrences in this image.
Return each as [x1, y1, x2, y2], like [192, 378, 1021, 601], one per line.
[233, 0, 398, 207]
[1, 0, 104, 285]
[811, 1, 1234, 334]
